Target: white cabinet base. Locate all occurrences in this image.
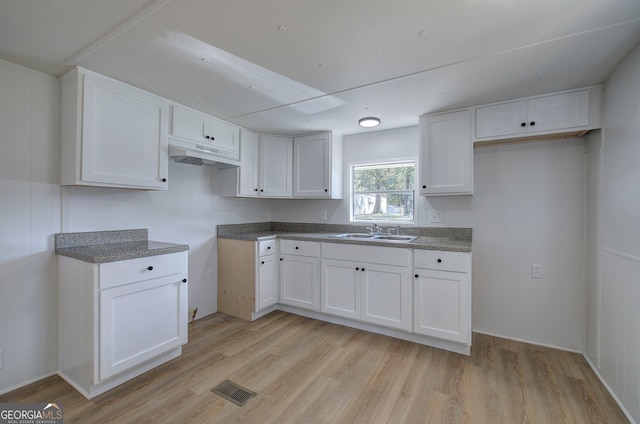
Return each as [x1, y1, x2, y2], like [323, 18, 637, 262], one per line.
[57, 346, 182, 399]
[277, 304, 471, 355]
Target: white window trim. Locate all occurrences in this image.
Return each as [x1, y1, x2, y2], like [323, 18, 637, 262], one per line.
[348, 157, 418, 225]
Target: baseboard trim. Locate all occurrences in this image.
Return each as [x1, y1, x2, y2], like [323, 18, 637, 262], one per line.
[472, 328, 582, 353]
[0, 371, 57, 396]
[584, 355, 637, 424]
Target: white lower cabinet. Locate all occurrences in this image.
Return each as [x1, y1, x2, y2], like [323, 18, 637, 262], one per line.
[58, 251, 188, 398]
[413, 250, 471, 344]
[321, 243, 411, 331]
[257, 240, 278, 311]
[279, 240, 320, 310]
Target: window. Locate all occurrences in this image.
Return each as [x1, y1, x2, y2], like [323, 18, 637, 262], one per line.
[351, 161, 415, 222]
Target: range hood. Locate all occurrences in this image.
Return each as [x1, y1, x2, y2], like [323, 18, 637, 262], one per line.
[169, 138, 240, 169]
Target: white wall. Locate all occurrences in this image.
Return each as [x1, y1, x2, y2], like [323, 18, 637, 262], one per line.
[272, 126, 587, 351]
[0, 58, 273, 394]
[61, 164, 272, 320]
[0, 60, 61, 393]
[586, 46, 640, 423]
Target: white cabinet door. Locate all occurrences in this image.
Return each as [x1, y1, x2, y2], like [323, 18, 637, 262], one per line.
[294, 133, 331, 197]
[362, 263, 411, 331]
[321, 259, 361, 320]
[238, 129, 259, 196]
[99, 274, 187, 380]
[257, 255, 277, 311]
[528, 90, 589, 133]
[280, 254, 318, 310]
[70, 71, 169, 189]
[171, 105, 207, 142]
[413, 269, 469, 344]
[259, 135, 293, 197]
[419, 110, 473, 196]
[475, 100, 528, 138]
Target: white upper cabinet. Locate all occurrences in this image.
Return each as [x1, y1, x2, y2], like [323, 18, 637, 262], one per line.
[60, 68, 169, 190]
[293, 132, 343, 198]
[259, 135, 293, 198]
[170, 105, 239, 158]
[475, 87, 602, 142]
[419, 110, 473, 196]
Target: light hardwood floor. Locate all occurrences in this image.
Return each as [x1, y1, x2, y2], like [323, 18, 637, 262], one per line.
[1, 311, 629, 423]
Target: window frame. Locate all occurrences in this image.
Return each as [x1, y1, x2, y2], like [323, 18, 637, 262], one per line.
[348, 158, 417, 224]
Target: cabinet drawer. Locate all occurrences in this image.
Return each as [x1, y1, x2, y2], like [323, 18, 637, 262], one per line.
[279, 239, 320, 257]
[258, 239, 276, 256]
[414, 250, 470, 273]
[99, 251, 187, 289]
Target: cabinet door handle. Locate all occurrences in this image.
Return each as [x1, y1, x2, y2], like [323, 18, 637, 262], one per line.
[521, 122, 526, 127]
[355, 267, 359, 271]
[324, 189, 328, 192]
[530, 121, 536, 126]
[260, 189, 264, 192]
[161, 178, 167, 182]
[147, 266, 154, 271]
[362, 268, 365, 271]
[415, 274, 419, 278]
[261, 261, 265, 264]
[295, 246, 299, 250]
[422, 185, 427, 189]
[254, 188, 258, 192]
[280, 258, 283, 261]
[437, 259, 442, 263]
[267, 246, 271, 250]
[182, 278, 187, 283]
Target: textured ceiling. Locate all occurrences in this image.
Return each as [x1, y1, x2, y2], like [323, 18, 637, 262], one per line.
[1, 0, 639, 135]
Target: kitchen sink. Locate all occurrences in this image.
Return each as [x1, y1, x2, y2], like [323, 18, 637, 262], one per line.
[332, 233, 418, 242]
[333, 233, 376, 239]
[373, 235, 418, 242]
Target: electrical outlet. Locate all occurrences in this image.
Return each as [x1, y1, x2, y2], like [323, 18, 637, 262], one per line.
[429, 210, 444, 223]
[531, 264, 543, 279]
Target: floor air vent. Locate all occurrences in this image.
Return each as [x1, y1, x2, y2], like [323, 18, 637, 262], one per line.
[211, 380, 257, 407]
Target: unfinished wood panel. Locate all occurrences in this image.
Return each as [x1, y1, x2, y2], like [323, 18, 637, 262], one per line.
[217, 238, 255, 320]
[1, 311, 629, 423]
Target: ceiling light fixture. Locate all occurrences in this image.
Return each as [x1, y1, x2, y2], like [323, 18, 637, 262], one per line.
[359, 117, 381, 128]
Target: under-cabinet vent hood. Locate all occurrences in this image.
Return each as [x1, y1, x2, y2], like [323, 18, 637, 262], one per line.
[169, 138, 240, 169]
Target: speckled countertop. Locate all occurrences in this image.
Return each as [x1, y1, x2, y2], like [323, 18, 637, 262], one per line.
[55, 229, 189, 263]
[218, 222, 471, 252]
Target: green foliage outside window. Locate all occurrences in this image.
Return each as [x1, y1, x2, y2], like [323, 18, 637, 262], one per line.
[352, 162, 415, 221]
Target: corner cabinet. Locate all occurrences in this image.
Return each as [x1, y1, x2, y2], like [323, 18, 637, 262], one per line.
[419, 110, 473, 196]
[57, 251, 188, 399]
[60, 67, 170, 190]
[220, 131, 343, 199]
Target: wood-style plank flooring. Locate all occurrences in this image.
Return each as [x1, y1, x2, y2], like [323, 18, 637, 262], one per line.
[0, 311, 629, 423]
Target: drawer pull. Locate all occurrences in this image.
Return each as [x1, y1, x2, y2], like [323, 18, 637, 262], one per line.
[295, 246, 299, 250]
[437, 259, 442, 263]
[147, 266, 154, 271]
